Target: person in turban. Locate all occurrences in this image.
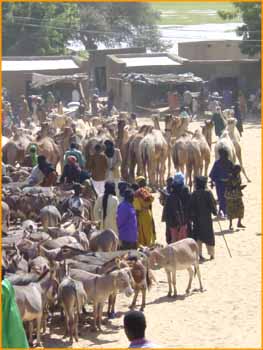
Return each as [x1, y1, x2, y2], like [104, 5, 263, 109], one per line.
[189, 176, 217, 261]
[163, 172, 191, 243]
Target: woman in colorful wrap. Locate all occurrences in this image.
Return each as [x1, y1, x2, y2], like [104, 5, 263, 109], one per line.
[2, 269, 29, 348]
[164, 172, 191, 242]
[133, 176, 155, 246]
[209, 148, 234, 218]
[224, 164, 246, 230]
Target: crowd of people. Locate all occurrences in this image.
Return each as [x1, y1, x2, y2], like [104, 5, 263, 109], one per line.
[21, 138, 246, 259]
[2, 84, 250, 348]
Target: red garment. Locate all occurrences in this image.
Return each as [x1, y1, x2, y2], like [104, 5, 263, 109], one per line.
[134, 187, 153, 202]
[170, 224, 188, 242]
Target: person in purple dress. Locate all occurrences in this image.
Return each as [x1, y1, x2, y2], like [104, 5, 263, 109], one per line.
[116, 189, 138, 250]
[209, 148, 234, 218]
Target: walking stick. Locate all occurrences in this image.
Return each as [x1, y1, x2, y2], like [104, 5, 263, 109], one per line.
[217, 219, 232, 258]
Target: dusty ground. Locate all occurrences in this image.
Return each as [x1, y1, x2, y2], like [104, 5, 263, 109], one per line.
[43, 117, 261, 348]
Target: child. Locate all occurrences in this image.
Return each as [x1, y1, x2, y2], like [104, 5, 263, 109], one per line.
[190, 176, 217, 261]
[225, 164, 246, 230]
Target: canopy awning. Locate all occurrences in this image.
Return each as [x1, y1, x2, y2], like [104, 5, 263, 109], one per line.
[31, 73, 88, 89]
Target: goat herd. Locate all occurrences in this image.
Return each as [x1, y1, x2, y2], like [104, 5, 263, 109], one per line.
[2, 110, 249, 347]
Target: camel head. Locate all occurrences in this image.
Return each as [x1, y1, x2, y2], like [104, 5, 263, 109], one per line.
[193, 129, 202, 138]
[173, 116, 183, 129]
[227, 117, 237, 129]
[204, 119, 214, 128]
[119, 111, 128, 120]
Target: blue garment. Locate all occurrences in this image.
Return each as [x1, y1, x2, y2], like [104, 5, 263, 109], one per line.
[117, 201, 137, 243]
[64, 148, 85, 168]
[223, 90, 232, 108]
[129, 338, 158, 348]
[209, 159, 233, 215]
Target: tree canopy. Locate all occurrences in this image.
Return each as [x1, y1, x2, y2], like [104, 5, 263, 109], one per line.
[2, 2, 169, 56]
[218, 2, 261, 56]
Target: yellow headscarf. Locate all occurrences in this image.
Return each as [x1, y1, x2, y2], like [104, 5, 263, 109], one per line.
[135, 176, 146, 184]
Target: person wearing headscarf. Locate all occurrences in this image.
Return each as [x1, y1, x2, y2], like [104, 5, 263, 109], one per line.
[209, 148, 234, 218]
[224, 164, 246, 230]
[118, 181, 130, 202]
[68, 183, 85, 217]
[64, 143, 85, 169]
[87, 144, 108, 196]
[27, 155, 57, 186]
[104, 140, 122, 192]
[94, 181, 119, 234]
[18, 95, 30, 127]
[117, 189, 138, 250]
[133, 177, 155, 246]
[60, 155, 81, 184]
[46, 91, 55, 112]
[164, 172, 191, 243]
[234, 102, 243, 137]
[211, 106, 226, 137]
[2, 272, 29, 348]
[91, 94, 99, 115]
[23, 144, 38, 168]
[159, 177, 174, 244]
[107, 89, 115, 116]
[190, 176, 217, 261]
[29, 144, 38, 167]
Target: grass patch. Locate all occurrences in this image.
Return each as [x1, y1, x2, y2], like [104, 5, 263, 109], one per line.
[151, 2, 240, 25]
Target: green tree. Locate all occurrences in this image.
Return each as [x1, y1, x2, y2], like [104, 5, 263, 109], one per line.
[2, 2, 78, 56]
[218, 2, 261, 56]
[2, 2, 168, 56]
[78, 2, 169, 51]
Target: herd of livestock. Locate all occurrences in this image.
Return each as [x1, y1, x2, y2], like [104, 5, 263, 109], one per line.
[2, 107, 249, 347]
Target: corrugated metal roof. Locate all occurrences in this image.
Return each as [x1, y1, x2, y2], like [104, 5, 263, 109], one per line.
[2, 59, 79, 72]
[121, 56, 181, 67]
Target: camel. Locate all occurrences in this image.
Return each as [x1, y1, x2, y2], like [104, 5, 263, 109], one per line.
[3, 131, 32, 166]
[54, 127, 74, 170]
[186, 137, 202, 190]
[126, 125, 153, 182]
[172, 133, 202, 190]
[49, 113, 71, 130]
[192, 129, 211, 176]
[164, 115, 191, 176]
[225, 118, 251, 182]
[152, 115, 161, 130]
[116, 119, 132, 180]
[172, 134, 191, 177]
[30, 137, 60, 170]
[201, 120, 214, 149]
[140, 129, 168, 188]
[215, 129, 237, 165]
